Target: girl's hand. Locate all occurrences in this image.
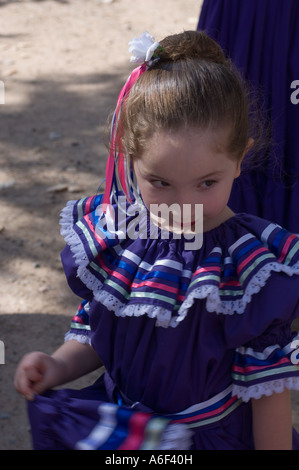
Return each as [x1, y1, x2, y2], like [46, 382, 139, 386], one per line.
[14, 351, 67, 401]
[14, 341, 103, 401]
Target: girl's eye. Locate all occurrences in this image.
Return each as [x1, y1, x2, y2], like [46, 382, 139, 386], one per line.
[152, 180, 170, 188]
[200, 180, 217, 189]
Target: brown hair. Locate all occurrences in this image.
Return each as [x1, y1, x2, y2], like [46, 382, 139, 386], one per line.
[114, 30, 255, 161]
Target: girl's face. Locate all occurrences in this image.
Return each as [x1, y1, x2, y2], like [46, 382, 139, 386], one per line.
[133, 127, 249, 232]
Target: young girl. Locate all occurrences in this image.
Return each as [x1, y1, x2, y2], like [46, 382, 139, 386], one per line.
[14, 30, 299, 450]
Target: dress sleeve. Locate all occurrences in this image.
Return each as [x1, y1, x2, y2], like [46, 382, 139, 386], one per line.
[228, 273, 299, 402]
[64, 299, 92, 345]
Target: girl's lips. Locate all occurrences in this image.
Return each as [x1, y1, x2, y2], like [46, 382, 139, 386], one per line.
[149, 209, 203, 234]
[181, 221, 195, 229]
[180, 218, 201, 228]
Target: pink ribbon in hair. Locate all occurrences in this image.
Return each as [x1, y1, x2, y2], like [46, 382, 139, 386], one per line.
[103, 64, 147, 208]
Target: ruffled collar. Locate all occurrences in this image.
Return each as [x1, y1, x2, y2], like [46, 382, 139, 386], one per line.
[60, 194, 299, 328]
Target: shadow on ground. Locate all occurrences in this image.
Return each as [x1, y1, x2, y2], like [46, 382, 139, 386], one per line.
[0, 313, 101, 450]
[0, 65, 130, 314]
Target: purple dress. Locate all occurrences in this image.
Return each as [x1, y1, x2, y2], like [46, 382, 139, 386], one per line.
[198, 0, 299, 233]
[27, 195, 299, 450]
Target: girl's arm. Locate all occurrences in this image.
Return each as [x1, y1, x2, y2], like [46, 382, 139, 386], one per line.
[251, 389, 293, 450]
[14, 340, 103, 401]
[51, 340, 103, 382]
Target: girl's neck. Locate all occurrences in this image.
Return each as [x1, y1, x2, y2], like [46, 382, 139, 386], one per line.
[203, 206, 235, 233]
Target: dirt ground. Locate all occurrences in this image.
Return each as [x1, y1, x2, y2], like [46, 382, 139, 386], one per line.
[0, 0, 298, 451]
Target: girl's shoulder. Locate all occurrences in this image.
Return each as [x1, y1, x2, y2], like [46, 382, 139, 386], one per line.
[60, 195, 299, 327]
[194, 210, 299, 318]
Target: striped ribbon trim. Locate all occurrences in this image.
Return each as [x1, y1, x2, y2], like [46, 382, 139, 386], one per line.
[75, 385, 241, 450]
[166, 385, 242, 429]
[70, 300, 91, 332]
[232, 340, 299, 387]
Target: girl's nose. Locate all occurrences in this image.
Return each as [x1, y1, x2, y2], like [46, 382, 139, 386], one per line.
[175, 192, 197, 215]
[174, 190, 191, 206]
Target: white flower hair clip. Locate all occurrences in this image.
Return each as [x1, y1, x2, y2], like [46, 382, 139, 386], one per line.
[128, 31, 163, 66]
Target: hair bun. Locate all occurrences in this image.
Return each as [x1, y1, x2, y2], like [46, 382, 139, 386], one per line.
[158, 30, 227, 65]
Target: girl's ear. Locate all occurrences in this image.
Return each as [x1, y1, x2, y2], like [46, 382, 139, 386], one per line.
[235, 137, 254, 178]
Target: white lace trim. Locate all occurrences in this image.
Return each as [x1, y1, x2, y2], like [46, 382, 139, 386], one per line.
[60, 201, 299, 328]
[177, 259, 299, 322]
[60, 201, 90, 267]
[232, 377, 299, 403]
[64, 332, 92, 345]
